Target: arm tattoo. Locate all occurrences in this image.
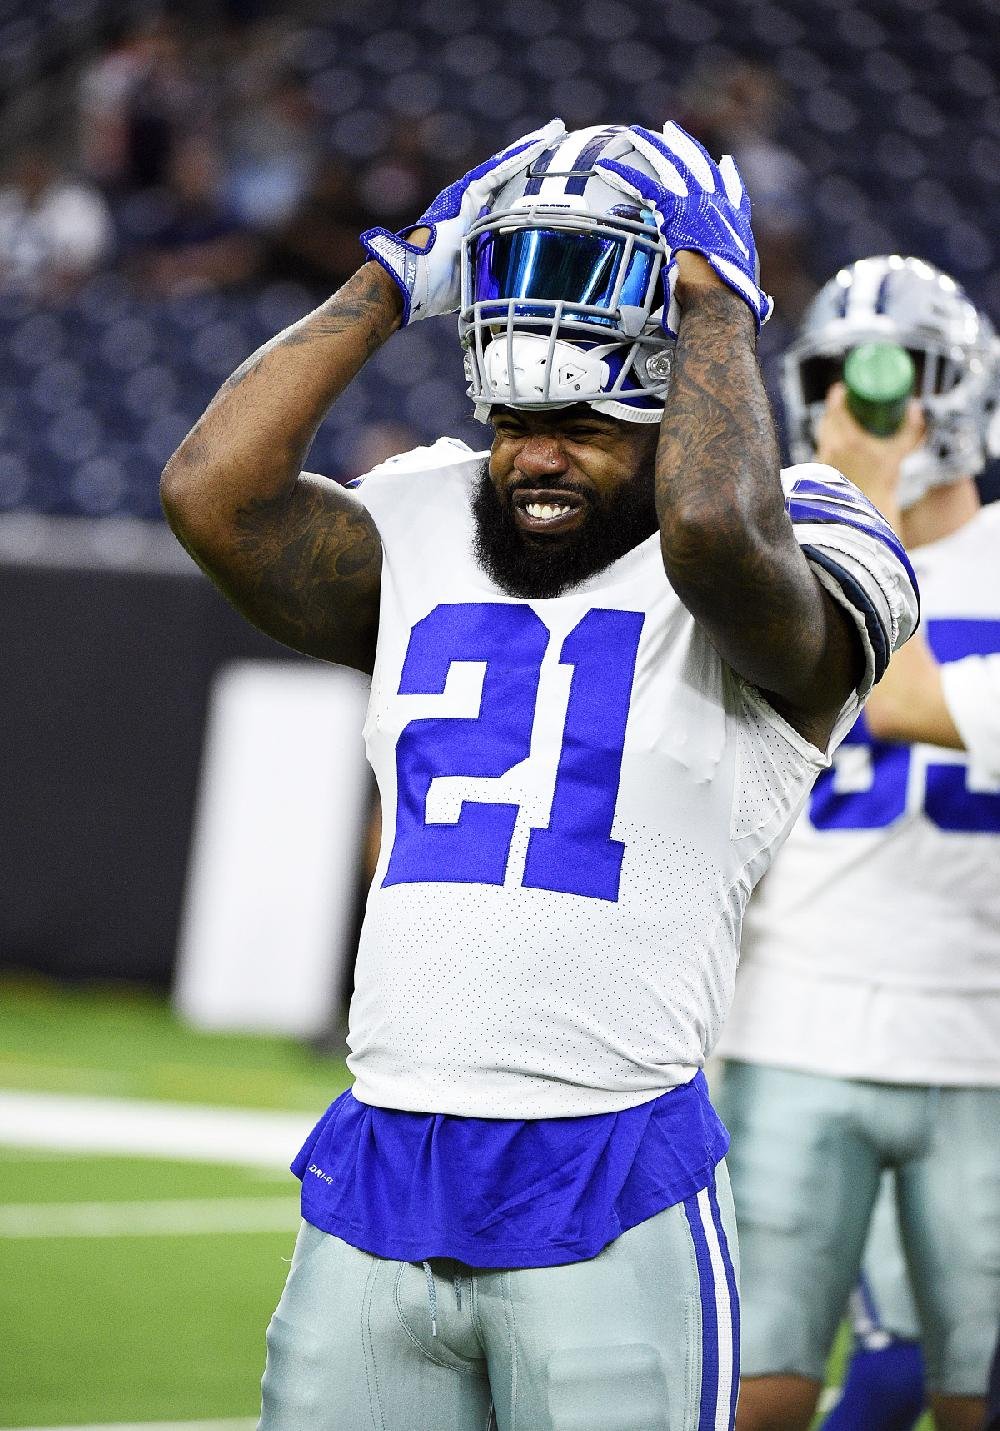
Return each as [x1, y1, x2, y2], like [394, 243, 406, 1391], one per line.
[221, 269, 393, 398]
[224, 476, 382, 671]
[656, 288, 859, 724]
[656, 289, 783, 573]
[162, 264, 400, 672]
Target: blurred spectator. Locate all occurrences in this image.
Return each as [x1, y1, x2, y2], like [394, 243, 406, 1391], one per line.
[268, 154, 370, 290]
[356, 118, 443, 231]
[0, 146, 113, 298]
[268, 115, 447, 293]
[224, 69, 321, 230]
[127, 135, 262, 298]
[78, 16, 212, 194]
[222, 18, 322, 231]
[682, 60, 815, 323]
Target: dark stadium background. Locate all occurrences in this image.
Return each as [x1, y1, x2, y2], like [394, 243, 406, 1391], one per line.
[0, 2, 996, 1424]
[2, 0, 999, 994]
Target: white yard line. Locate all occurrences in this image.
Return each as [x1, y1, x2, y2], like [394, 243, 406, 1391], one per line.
[0, 1196, 300, 1238]
[9, 1422, 257, 1431]
[0, 1092, 312, 1167]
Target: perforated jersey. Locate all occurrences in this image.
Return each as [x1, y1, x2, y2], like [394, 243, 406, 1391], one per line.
[719, 500, 1000, 1085]
[346, 442, 918, 1117]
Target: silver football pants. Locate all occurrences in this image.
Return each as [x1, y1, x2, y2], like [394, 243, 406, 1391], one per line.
[258, 1161, 739, 1431]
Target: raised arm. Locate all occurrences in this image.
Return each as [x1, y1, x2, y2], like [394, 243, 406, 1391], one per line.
[655, 257, 861, 744]
[161, 265, 400, 672]
[161, 119, 566, 673]
[597, 124, 864, 747]
[813, 381, 969, 751]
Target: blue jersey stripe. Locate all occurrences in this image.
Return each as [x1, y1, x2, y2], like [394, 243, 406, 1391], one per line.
[684, 1192, 720, 1430]
[708, 1178, 740, 1431]
[787, 491, 902, 549]
[803, 544, 891, 683]
[790, 477, 886, 513]
[787, 499, 919, 593]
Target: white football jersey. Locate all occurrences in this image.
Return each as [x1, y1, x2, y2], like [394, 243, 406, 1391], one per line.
[345, 441, 918, 1117]
[719, 500, 1000, 1086]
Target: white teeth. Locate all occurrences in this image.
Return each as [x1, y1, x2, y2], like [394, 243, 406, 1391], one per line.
[525, 502, 572, 520]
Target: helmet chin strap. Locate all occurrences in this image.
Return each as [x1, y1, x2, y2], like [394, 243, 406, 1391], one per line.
[475, 396, 662, 424]
[473, 332, 665, 424]
[587, 398, 663, 424]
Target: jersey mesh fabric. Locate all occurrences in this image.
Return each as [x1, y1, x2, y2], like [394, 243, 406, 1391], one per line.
[294, 442, 917, 1263]
[341, 443, 916, 1118]
[730, 682, 823, 845]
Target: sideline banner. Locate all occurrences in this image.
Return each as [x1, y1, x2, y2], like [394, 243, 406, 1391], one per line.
[174, 661, 370, 1038]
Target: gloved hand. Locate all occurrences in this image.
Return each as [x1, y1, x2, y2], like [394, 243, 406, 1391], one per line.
[595, 122, 773, 333]
[360, 119, 566, 326]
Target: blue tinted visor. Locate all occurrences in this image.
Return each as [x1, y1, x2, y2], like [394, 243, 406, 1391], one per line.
[471, 227, 659, 329]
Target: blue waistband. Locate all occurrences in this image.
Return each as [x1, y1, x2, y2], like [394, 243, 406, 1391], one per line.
[292, 1072, 729, 1268]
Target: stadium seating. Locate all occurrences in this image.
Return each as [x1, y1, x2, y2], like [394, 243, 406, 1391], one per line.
[0, 0, 998, 517]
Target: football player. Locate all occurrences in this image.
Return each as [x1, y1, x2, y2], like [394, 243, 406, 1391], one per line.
[716, 255, 1000, 1431]
[161, 125, 916, 1431]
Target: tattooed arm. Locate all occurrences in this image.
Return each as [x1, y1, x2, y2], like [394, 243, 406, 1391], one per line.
[160, 263, 404, 673]
[655, 253, 862, 747]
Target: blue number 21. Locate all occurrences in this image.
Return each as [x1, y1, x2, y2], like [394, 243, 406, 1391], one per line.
[382, 603, 644, 902]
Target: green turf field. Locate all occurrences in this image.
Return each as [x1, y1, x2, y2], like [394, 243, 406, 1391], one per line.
[0, 977, 935, 1429]
[0, 1151, 297, 1424]
[0, 977, 350, 1427]
[0, 975, 352, 1109]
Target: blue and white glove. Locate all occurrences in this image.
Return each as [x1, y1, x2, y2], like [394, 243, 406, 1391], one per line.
[360, 119, 566, 326]
[595, 122, 773, 334]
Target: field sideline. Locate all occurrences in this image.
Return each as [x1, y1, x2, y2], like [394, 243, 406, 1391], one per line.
[0, 979, 351, 1427]
[0, 979, 932, 1429]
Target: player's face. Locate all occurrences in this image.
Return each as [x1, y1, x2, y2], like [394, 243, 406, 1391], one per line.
[473, 405, 659, 598]
[488, 406, 658, 534]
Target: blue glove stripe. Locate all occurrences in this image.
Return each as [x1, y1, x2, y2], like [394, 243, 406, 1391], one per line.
[648, 124, 724, 192]
[420, 135, 542, 225]
[595, 158, 648, 190]
[632, 126, 718, 194]
[599, 128, 771, 331]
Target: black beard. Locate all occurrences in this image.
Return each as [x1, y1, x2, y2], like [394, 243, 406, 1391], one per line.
[471, 458, 658, 600]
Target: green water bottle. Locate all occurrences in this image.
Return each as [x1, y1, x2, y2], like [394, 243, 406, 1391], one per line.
[843, 342, 916, 437]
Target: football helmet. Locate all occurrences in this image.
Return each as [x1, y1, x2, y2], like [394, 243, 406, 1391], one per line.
[783, 255, 1000, 507]
[459, 125, 677, 424]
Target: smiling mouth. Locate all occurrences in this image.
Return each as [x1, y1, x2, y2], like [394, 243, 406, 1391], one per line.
[511, 488, 587, 536]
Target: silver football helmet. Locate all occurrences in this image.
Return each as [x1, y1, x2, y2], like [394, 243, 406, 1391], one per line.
[459, 125, 678, 424]
[783, 255, 1000, 508]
